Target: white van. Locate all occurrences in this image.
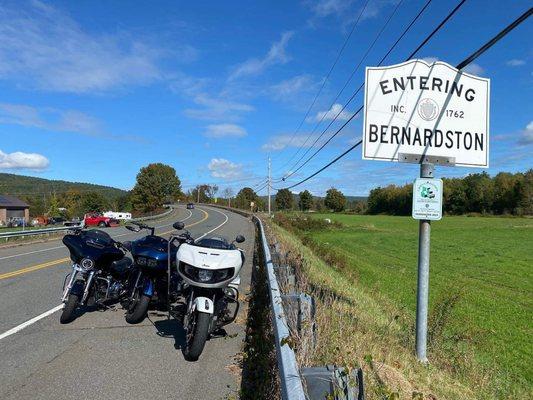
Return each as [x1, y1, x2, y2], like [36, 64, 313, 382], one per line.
[103, 211, 132, 221]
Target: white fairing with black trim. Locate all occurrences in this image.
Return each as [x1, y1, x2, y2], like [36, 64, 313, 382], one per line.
[177, 243, 243, 288]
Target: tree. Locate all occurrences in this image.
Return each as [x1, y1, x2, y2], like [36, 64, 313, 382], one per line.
[298, 190, 313, 211]
[325, 188, 346, 212]
[234, 187, 260, 210]
[131, 163, 181, 212]
[275, 189, 293, 211]
[47, 194, 61, 217]
[82, 191, 109, 213]
[223, 188, 234, 207]
[190, 184, 218, 203]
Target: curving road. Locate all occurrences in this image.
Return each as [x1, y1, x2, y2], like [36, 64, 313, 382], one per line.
[0, 205, 254, 400]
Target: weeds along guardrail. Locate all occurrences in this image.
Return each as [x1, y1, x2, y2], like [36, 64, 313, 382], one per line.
[200, 204, 307, 399]
[0, 206, 175, 243]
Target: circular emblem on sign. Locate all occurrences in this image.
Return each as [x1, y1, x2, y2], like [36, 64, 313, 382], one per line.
[417, 98, 439, 121]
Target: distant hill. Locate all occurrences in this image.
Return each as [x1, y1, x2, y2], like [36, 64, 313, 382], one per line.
[259, 193, 368, 204]
[0, 173, 127, 201]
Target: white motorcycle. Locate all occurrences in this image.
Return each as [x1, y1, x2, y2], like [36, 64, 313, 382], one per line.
[171, 222, 245, 361]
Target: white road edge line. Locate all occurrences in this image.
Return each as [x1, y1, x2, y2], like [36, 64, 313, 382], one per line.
[0, 207, 192, 261]
[0, 304, 64, 341]
[0, 208, 208, 341]
[196, 207, 229, 240]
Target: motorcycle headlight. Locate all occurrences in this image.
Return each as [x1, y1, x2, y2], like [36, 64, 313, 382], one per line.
[136, 256, 158, 268]
[198, 269, 213, 282]
[80, 258, 94, 272]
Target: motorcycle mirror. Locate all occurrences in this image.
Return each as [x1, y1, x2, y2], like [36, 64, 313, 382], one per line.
[125, 224, 140, 232]
[235, 235, 245, 244]
[173, 221, 185, 230]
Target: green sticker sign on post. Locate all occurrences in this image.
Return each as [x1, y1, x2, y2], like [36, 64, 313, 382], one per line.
[412, 178, 443, 221]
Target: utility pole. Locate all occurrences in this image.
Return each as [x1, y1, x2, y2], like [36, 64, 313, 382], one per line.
[197, 186, 200, 204]
[267, 156, 271, 216]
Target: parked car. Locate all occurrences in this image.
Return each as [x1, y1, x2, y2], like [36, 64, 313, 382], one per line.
[103, 211, 132, 221]
[48, 217, 67, 225]
[7, 217, 26, 228]
[64, 217, 82, 227]
[187, 203, 194, 210]
[84, 213, 119, 227]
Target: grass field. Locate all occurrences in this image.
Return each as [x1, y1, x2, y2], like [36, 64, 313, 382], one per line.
[273, 213, 532, 398]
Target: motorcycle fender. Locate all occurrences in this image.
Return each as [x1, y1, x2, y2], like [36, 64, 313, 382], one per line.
[194, 296, 214, 314]
[70, 280, 85, 296]
[142, 278, 154, 297]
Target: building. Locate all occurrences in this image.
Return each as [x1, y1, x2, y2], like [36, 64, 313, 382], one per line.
[0, 195, 30, 224]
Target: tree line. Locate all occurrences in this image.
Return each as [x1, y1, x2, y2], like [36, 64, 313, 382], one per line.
[367, 170, 532, 216]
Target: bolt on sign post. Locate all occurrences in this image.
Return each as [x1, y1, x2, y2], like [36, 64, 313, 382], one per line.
[362, 60, 490, 362]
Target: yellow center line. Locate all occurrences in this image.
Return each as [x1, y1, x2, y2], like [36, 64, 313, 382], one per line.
[0, 257, 70, 280]
[158, 207, 209, 236]
[0, 208, 210, 281]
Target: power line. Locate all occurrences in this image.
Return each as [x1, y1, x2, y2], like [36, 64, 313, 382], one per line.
[283, 4, 531, 190]
[273, 0, 372, 167]
[285, 141, 362, 189]
[275, 0, 406, 174]
[281, 0, 439, 181]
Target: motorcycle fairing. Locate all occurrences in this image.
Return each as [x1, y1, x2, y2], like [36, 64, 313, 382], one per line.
[177, 243, 242, 271]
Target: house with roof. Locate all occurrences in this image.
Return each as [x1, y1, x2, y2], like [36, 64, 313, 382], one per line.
[0, 195, 30, 224]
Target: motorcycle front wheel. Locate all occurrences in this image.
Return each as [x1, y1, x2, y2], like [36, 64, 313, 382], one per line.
[183, 311, 210, 361]
[125, 288, 150, 324]
[60, 293, 80, 324]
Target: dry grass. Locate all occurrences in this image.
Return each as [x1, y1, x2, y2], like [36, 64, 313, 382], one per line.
[264, 217, 483, 400]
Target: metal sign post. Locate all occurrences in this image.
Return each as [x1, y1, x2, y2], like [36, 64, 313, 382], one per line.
[362, 59, 490, 363]
[415, 162, 434, 363]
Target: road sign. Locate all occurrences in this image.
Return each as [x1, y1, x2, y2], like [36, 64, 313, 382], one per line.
[412, 178, 443, 220]
[363, 59, 490, 167]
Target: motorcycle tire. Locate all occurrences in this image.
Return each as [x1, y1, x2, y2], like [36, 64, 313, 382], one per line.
[125, 293, 150, 324]
[60, 293, 80, 324]
[184, 311, 210, 361]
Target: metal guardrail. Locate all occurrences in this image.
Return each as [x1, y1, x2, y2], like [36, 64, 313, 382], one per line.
[0, 206, 175, 240]
[254, 215, 306, 400]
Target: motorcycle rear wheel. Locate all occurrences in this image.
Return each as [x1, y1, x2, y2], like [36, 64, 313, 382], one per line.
[183, 311, 210, 361]
[60, 293, 80, 324]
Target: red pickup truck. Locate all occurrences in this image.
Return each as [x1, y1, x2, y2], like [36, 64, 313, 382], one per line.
[84, 213, 119, 227]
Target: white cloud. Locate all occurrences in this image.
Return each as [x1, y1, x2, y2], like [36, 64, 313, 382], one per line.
[229, 31, 294, 80]
[0, 149, 49, 170]
[309, 103, 354, 122]
[308, 0, 398, 22]
[0, 103, 102, 135]
[0, 1, 165, 93]
[518, 121, 533, 145]
[311, 0, 353, 18]
[269, 74, 318, 99]
[204, 123, 247, 138]
[0, 102, 146, 141]
[185, 95, 254, 121]
[463, 63, 485, 76]
[506, 59, 526, 67]
[208, 158, 244, 180]
[262, 133, 319, 151]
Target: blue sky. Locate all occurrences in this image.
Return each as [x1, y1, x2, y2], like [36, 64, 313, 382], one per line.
[0, 0, 531, 196]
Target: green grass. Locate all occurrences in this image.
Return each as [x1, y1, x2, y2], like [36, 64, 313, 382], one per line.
[299, 213, 532, 398]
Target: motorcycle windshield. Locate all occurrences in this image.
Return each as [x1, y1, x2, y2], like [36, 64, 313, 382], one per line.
[63, 229, 122, 264]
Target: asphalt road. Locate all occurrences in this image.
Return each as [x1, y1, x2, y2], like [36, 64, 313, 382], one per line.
[0, 205, 254, 400]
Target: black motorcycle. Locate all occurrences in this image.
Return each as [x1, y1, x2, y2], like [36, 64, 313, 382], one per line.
[123, 222, 180, 324]
[60, 228, 134, 324]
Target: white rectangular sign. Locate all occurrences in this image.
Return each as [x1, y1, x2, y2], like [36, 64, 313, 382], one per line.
[412, 178, 443, 220]
[363, 60, 490, 167]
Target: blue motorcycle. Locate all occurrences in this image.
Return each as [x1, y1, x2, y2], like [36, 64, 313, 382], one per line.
[123, 222, 179, 324]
